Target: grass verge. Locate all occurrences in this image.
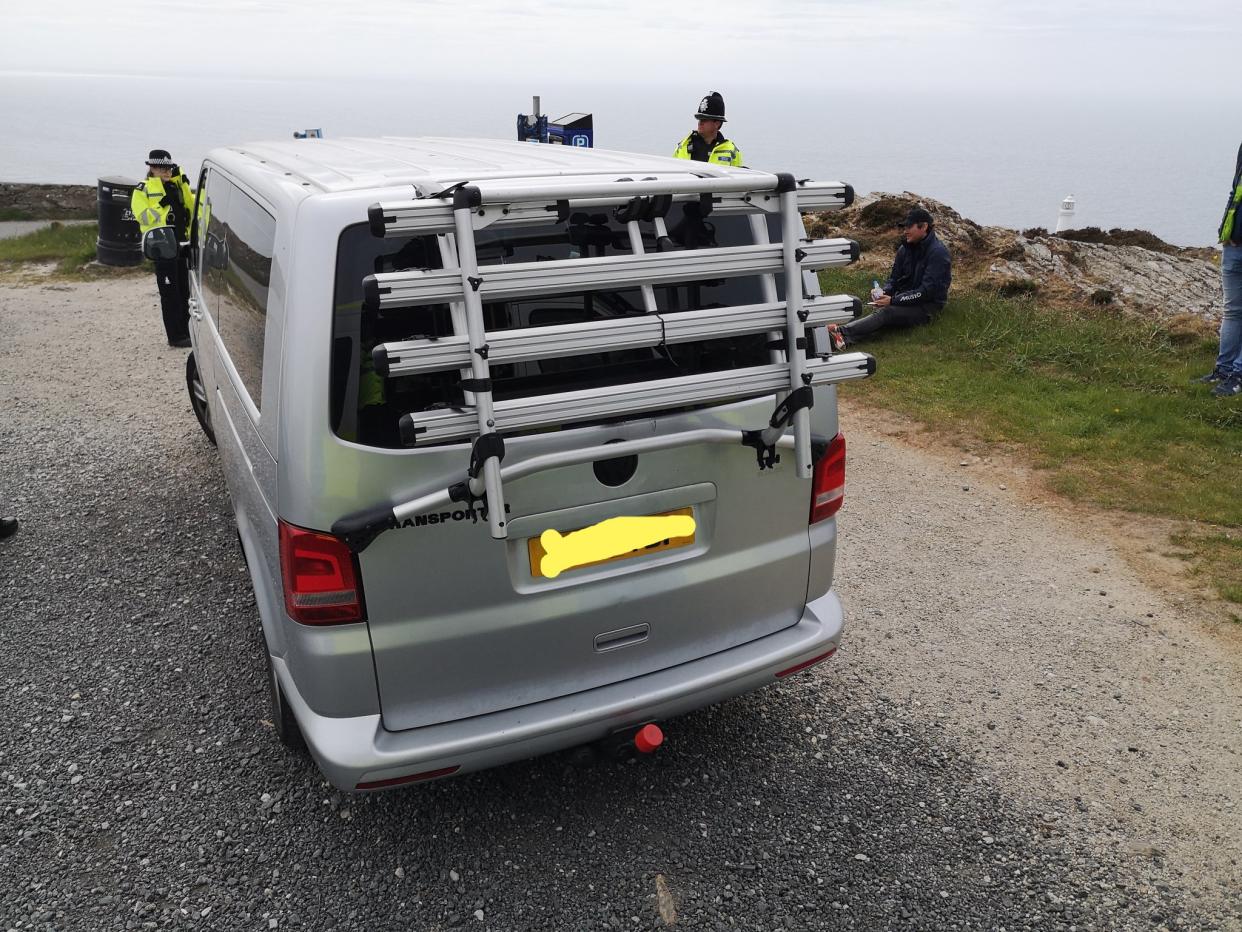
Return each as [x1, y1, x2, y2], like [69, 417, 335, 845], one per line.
[0, 222, 145, 278]
[820, 267, 1241, 607]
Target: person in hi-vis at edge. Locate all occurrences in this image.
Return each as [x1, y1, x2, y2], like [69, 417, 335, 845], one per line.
[131, 149, 197, 348]
[1192, 140, 1242, 398]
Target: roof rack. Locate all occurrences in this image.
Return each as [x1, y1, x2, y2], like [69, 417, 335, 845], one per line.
[334, 171, 873, 552]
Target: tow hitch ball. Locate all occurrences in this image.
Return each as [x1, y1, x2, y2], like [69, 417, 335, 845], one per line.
[633, 723, 664, 754]
[571, 723, 665, 766]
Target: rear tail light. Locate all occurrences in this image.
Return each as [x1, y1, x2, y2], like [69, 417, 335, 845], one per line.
[776, 647, 837, 678]
[356, 766, 460, 790]
[810, 433, 846, 524]
[279, 520, 365, 624]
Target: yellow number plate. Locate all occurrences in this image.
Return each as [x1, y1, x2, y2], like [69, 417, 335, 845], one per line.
[528, 507, 696, 579]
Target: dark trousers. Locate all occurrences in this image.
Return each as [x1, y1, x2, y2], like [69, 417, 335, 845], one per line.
[841, 303, 936, 344]
[153, 254, 190, 344]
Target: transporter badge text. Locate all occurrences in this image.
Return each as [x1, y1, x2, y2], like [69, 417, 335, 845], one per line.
[400, 504, 511, 529]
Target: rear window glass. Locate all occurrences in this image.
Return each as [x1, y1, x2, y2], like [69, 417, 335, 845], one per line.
[330, 208, 783, 448]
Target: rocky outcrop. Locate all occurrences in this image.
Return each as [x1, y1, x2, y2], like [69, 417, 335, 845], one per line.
[808, 193, 1224, 328]
[0, 183, 96, 220]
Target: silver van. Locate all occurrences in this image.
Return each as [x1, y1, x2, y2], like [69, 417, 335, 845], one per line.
[180, 138, 872, 791]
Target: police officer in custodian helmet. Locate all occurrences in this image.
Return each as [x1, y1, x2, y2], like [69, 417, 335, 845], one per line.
[673, 91, 743, 167]
[131, 149, 197, 347]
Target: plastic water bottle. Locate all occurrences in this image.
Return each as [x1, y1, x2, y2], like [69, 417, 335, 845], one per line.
[870, 280, 884, 302]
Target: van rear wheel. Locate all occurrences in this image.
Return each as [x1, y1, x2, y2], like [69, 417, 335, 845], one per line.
[186, 353, 216, 446]
[265, 651, 307, 753]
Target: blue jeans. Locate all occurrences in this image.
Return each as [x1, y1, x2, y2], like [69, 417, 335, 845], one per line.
[1218, 244, 1242, 377]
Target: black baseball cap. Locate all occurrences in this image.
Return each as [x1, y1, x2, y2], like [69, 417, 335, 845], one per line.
[899, 207, 933, 227]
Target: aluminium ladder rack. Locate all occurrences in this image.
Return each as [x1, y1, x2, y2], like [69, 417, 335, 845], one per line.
[334, 172, 873, 552]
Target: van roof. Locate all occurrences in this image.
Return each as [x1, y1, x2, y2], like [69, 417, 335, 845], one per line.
[221, 137, 745, 194]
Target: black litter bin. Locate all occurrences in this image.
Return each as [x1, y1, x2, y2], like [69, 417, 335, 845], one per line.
[96, 176, 143, 266]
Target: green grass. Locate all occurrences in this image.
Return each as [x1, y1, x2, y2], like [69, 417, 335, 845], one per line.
[0, 207, 34, 221]
[821, 267, 1242, 603]
[0, 222, 143, 277]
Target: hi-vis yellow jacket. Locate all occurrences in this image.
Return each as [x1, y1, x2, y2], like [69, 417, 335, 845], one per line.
[130, 173, 197, 239]
[1219, 142, 1242, 245]
[673, 133, 743, 167]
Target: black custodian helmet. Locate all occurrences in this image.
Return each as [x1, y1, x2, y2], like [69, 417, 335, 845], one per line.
[694, 91, 727, 122]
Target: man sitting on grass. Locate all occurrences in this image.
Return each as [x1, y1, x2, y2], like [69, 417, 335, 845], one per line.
[827, 207, 952, 348]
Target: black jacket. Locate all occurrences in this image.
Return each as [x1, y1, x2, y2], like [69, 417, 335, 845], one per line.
[1220, 142, 1242, 245]
[883, 230, 952, 309]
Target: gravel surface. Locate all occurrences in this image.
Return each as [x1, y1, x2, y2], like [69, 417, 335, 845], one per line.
[1, 276, 1239, 931]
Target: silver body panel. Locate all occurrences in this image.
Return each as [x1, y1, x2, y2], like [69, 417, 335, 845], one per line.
[186, 138, 852, 789]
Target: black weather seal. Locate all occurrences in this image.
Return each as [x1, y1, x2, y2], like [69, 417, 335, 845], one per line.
[850, 296, 863, 319]
[333, 504, 400, 555]
[811, 436, 829, 464]
[468, 432, 506, 479]
[848, 240, 861, 262]
[843, 184, 855, 207]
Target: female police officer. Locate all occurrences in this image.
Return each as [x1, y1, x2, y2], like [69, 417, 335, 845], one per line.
[131, 149, 196, 347]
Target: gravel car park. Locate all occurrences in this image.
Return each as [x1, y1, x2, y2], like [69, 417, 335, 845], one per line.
[1, 276, 1238, 931]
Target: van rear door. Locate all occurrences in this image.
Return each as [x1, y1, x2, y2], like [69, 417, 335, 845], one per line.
[330, 212, 815, 731]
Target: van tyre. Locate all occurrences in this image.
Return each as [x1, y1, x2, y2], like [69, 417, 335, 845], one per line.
[265, 651, 307, 753]
[186, 353, 216, 445]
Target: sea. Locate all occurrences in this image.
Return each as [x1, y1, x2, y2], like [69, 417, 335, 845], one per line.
[0, 71, 1235, 248]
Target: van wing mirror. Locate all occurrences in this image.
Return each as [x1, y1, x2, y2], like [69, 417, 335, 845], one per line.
[142, 226, 180, 261]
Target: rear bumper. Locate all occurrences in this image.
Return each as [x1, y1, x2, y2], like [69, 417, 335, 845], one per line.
[277, 591, 845, 791]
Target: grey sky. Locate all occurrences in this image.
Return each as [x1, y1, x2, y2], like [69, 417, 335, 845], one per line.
[2, 0, 1237, 98]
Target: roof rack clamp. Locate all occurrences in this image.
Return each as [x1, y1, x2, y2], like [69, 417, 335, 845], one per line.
[468, 432, 506, 480]
[770, 385, 815, 430]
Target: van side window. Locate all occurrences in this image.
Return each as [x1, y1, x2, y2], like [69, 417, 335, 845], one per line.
[215, 178, 276, 408]
[198, 170, 230, 325]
